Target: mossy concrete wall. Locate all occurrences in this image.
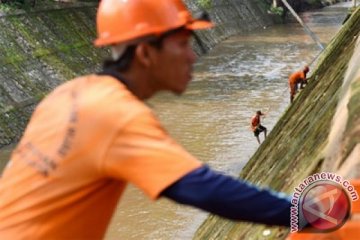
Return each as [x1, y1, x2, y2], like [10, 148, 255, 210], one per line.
[0, 1, 274, 147]
[0, 5, 105, 146]
[194, 6, 360, 240]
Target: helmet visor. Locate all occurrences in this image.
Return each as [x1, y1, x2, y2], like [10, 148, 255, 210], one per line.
[186, 11, 214, 30]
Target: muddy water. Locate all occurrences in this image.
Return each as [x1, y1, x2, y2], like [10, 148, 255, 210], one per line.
[0, 2, 351, 240]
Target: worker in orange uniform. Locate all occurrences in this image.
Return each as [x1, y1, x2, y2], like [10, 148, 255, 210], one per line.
[251, 110, 267, 144]
[288, 65, 310, 103]
[0, 1, 292, 239]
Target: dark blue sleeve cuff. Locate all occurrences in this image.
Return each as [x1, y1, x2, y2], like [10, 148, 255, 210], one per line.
[161, 165, 291, 227]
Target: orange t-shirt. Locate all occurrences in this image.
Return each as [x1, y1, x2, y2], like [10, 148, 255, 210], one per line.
[288, 71, 306, 95]
[251, 115, 260, 131]
[288, 70, 305, 85]
[0, 75, 202, 239]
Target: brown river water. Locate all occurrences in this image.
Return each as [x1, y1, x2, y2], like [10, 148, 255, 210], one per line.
[0, 2, 352, 239]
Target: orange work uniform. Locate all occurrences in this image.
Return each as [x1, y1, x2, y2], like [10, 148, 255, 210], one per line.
[0, 75, 201, 239]
[288, 70, 306, 98]
[251, 115, 260, 131]
[251, 114, 266, 137]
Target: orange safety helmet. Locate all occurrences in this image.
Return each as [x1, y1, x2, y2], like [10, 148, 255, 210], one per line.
[95, 0, 213, 47]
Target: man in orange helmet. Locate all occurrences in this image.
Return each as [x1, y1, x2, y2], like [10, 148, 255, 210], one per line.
[288, 65, 310, 103]
[0, 0, 292, 238]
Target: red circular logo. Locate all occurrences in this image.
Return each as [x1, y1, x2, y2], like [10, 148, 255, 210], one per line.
[301, 182, 350, 231]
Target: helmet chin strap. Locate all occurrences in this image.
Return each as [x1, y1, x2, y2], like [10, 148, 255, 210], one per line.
[111, 45, 127, 61]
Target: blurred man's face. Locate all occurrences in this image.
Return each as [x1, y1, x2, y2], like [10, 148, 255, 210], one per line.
[149, 30, 197, 95]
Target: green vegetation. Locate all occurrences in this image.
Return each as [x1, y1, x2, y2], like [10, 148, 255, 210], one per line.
[269, 6, 284, 15]
[196, 0, 212, 10]
[0, 0, 36, 12]
[0, 1, 21, 12]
